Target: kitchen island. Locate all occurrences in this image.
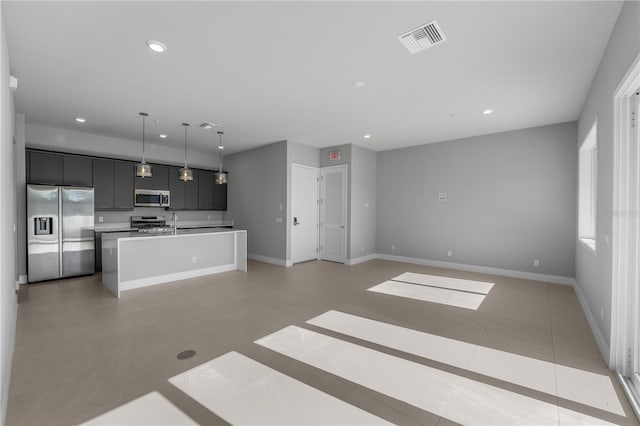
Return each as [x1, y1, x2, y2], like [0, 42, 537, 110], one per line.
[101, 228, 247, 297]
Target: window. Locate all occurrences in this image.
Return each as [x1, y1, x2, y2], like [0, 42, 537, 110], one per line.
[578, 119, 597, 252]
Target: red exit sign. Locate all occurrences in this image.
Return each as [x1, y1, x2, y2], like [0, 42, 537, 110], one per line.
[328, 150, 341, 160]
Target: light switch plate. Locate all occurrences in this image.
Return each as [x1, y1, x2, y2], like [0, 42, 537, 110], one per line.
[438, 193, 447, 201]
[275, 217, 283, 223]
[98, 216, 104, 223]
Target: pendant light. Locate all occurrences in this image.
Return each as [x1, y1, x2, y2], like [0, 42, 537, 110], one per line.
[214, 130, 227, 185]
[136, 112, 152, 178]
[179, 123, 193, 182]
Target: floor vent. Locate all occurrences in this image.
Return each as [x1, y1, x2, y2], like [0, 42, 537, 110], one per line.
[399, 20, 446, 55]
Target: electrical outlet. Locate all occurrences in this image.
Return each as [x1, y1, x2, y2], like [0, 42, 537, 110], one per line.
[391, 245, 396, 251]
[98, 216, 104, 223]
[192, 256, 197, 264]
[447, 250, 452, 257]
[439, 192, 447, 201]
[207, 215, 211, 220]
[364, 202, 369, 208]
[534, 259, 540, 267]
[279, 204, 283, 211]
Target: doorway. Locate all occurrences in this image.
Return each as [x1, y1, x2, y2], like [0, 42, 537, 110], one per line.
[611, 53, 640, 409]
[319, 164, 347, 264]
[291, 164, 319, 264]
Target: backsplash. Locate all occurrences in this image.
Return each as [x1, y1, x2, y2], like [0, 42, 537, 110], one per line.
[95, 207, 226, 226]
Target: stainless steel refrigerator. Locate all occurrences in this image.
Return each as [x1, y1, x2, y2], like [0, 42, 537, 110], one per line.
[27, 184, 95, 282]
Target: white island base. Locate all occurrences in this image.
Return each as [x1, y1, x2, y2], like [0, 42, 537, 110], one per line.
[102, 229, 247, 297]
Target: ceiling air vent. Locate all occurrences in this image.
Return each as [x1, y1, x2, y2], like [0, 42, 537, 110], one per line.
[399, 20, 446, 55]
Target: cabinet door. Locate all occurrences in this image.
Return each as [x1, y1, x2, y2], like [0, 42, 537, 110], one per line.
[152, 165, 169, 190]
[29, 151, 64, 185]
[114, 161, 134, 209]
[168, 167, 185, 210]
[63, 155, 92, 186]
[93, 159, 115, 210]
[135, 172, 153, 190]
[212, 182, 227, 210]
[198, 170, 214, 210]
[185, 169, 199, 210]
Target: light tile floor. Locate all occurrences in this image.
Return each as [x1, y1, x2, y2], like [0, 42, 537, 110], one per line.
[6, 259, 639, 425]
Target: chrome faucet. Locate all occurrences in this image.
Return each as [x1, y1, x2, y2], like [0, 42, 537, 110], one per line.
[172, 212, 178, 235]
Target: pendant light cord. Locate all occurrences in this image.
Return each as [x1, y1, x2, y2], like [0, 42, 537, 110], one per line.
[142, 114, 146, 163]
[183, 123, 188, 168]
[218, 131, 224, 172]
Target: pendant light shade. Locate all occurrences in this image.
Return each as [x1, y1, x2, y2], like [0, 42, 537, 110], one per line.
[136, 112, 152, 178]
[179, 122, 193, 182]
[214, 130, 227, 185]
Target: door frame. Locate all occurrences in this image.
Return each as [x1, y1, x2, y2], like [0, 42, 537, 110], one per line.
[319, 164, 348, 264]
[611, 52, 640, 389]
[291, 163, 319, 264]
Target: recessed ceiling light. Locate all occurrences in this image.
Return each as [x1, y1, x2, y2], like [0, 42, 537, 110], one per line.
[364, 134, 372, 139]
[159, 134, 167, 139]
[353, 81, 365, 88]
[146, 40, 167, 53]
[74, 117, 86, 123]
[482, 108, 494, 115]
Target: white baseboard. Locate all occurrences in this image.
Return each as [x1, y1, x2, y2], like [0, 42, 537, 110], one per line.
[18, 275, 27, 285]
[573, 280, 610, 365]
[347, 254, 377, 266]
[375, 253, 575, 285]
[247, 253, 287, 267]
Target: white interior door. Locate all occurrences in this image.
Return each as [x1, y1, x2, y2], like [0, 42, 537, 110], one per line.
[320, 164, 347, 263]
[291, 164, 319, 264]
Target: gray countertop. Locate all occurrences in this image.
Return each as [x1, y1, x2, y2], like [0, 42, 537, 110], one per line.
[101, 227, 239, 241]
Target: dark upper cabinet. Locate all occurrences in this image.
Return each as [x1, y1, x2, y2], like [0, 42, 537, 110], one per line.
[114, 160, 134, 209]
[212, 182, 227, 211]
[93, 159, 133, 210]
[29, 151, 64, 185]
[93, 159, 115, 210]
[198, 170, 214, 210]
[63, 155, 92, 186]
[168, 166, 199, 210]
[134, 172, 153, 190]
[168, 166, 185, 210]
[134, 163, 168, 190]
[152, 165, 169, 190]
[185, 170, 199, 210]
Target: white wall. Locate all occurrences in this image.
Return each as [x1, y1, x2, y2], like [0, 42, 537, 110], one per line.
[376, 122, 578, 278]
[1, 3, 18, 422]
[575, 0, 640, 347]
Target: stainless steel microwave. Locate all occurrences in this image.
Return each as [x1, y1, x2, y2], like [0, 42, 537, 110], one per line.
[134, 189, 170, 207]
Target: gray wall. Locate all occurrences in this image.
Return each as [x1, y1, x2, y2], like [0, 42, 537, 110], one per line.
[349, 145, 376, 259]
[575, 1, 640, 346]
[1, 4, 18, 422]
[286, 141, 320, 262]
[377, 122, 578, 277]
[25, 123, 219, 169]
[225, 140, 287, 262]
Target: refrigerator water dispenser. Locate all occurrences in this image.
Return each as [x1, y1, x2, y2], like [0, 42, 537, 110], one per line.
[34, 217, 52, 235]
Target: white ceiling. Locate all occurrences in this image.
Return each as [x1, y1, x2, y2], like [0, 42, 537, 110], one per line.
[3, 1, 622, 156]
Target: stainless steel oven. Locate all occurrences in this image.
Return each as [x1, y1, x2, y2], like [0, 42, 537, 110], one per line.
[134, 189, 170, 207]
